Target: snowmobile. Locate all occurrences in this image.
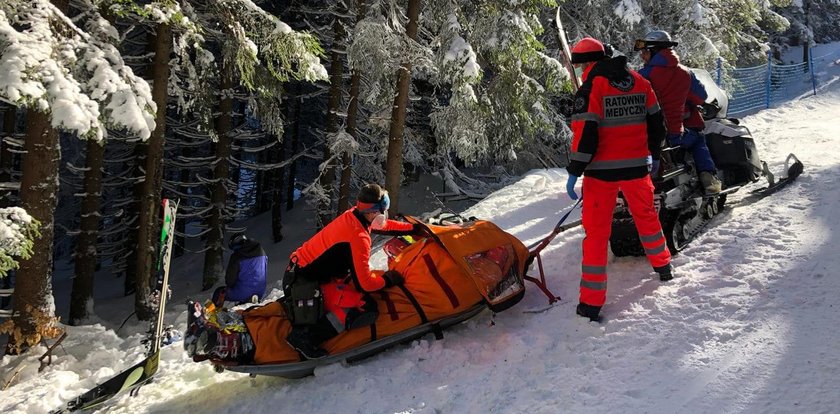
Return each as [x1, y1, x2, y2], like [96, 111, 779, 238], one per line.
[609, 69, 804, 256]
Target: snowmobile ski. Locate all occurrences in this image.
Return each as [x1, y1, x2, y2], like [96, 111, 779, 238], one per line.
[212, 303, 486, 379]
[663, 154, 801, 252]
[737, 153, 804, 203]
[52, 199, 179, 413]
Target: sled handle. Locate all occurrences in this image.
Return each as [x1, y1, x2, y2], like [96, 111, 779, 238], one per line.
[528, 197, 582, 253]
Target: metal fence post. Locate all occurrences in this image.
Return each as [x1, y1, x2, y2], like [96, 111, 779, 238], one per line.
[765, 51, 772, 109]
[716, 57, 722, 86]
[809, 50, 817, 95]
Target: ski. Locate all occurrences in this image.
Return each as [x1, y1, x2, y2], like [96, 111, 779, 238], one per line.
[52, 199, 179, 413]
[749, 154, 804, 198]
[554, 6, 580, 90]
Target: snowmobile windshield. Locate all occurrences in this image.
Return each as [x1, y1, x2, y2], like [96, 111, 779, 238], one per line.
[691, 69, 729, 118]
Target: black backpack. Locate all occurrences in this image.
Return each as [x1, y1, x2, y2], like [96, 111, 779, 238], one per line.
[281, 261, 324, 326]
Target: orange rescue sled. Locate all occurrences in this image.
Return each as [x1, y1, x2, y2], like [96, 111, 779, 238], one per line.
[199, 217, 537, 378]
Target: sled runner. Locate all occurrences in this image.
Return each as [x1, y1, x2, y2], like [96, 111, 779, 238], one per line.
[187, 216, 535, 378]
[215, 303, 485, 378]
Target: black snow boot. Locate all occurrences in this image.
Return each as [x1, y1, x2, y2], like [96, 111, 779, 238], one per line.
[654, 263, 674, 281]
[286, 317, 340, 360]
[286, 327, 328, 360]
[576, 303, 602, 322]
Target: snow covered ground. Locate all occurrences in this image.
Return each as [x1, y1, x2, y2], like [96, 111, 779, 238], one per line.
[3, 43, 840, 414]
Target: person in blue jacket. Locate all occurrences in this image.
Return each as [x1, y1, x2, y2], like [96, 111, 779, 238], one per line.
[212, 233, 268, 307]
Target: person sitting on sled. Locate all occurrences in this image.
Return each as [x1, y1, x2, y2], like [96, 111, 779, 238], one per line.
[284, 183, 426, 359]
[212, 232, 268, 308]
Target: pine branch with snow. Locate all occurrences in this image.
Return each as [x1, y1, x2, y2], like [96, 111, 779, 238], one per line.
[0, 207, 40, 277]
[0, 0, 156, 141]
[428, 0, 566, 166]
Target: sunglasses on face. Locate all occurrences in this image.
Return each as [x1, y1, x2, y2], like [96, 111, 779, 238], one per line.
[373, 193, 390, 213]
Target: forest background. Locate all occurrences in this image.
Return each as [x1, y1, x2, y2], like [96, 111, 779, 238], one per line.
[0, 0, 837, 354]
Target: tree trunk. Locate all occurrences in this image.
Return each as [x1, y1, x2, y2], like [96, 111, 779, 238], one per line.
[256, 136, 272, 214]
[286, 83, 301, 212]
[202, 67, 234, 290]
[317, 17, 346, 226]
[338, 0, 366, 212]
[124, 141, 146, 296]
[134, 23, 171, 321]
[1, 106, 16, 188]
[69, 140, 105, 325]
[384, 0, 420, 214]
[174, 132, 192, 259]
[124, 23, 160, 297]
[6, 110, 59, 354]
[270, 131, 286, 243]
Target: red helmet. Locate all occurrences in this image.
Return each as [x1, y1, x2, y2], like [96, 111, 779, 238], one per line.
[571, 37, 606, 64]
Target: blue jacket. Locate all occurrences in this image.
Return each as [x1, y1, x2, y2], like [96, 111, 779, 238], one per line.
[225, 239, 268, 302]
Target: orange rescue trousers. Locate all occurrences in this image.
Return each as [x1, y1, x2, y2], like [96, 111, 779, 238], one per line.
[579, 176, 671, 307]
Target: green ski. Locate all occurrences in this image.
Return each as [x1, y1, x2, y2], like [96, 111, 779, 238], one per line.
[52, 199, 179, 413]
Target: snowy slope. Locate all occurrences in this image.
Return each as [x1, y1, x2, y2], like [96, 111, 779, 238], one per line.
[3, 44, 840, 414]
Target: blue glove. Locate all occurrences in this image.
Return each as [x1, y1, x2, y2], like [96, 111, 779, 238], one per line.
[650, 159, 660, 177]
[566, 175, 579, 200]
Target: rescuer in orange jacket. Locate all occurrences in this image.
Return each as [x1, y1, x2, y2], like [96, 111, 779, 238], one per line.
[284, 183, 423, 358]
[565, 37, 673, 322]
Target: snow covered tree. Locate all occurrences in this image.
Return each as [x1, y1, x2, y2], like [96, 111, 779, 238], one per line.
[558, 0, 791, 69]
[347, 0, 567, 204]
[0, 0, 155, 352]
[773, 0, 840, 66]
[183, 0, 326, 289]
[428, 0, 567, 186]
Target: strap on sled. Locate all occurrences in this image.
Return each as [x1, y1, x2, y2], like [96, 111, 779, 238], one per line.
[524, 198, 583, 304]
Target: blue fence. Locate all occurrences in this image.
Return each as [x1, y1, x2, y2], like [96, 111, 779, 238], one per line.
[717, 49, 839, 115]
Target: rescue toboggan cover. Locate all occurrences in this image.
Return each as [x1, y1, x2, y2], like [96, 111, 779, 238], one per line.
[239, 217, 528, 364]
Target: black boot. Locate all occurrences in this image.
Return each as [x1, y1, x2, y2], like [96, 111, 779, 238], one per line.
[654, 263, 674, 281]
[286, 327, 328, 360]
[576, 303, 602, 322]
[346, 299, 379, 330]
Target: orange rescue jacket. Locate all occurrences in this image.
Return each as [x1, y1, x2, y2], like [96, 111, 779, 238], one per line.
[566, 56, 667, 181]
[292, 208, 413, 292]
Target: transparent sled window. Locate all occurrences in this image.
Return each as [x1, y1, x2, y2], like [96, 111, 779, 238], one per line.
[463, 244, 524, 304]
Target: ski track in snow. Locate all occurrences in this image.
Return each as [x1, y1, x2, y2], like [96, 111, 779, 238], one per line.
[3, 45, 840, 414]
